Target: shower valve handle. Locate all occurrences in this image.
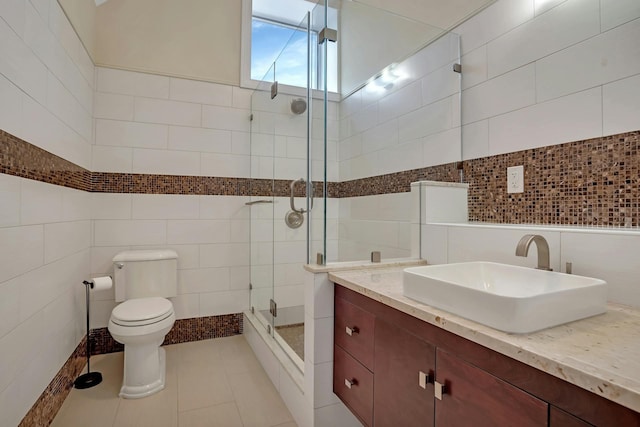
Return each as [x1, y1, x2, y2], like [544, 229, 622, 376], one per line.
[290, 178, 313, 213]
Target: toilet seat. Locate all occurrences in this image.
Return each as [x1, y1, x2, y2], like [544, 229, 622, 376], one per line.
[111, 297, 174, 327]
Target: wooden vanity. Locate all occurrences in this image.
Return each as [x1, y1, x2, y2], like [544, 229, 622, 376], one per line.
[330, 267, 640, 427]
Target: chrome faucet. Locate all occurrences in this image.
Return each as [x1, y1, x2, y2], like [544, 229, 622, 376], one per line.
[515, 234, 552, 271]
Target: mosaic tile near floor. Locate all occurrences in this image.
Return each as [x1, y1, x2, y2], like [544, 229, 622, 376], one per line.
[18, 338, 87, 427]
[91, 314, 244, 355]
[275, 323, 305, 361]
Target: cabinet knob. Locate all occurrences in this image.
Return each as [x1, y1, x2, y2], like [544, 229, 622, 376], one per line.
[345, 326, 359, 336]
[419, 371, 433, 389]
[345, 378, 358, 389]
[434, 381, 446, 400]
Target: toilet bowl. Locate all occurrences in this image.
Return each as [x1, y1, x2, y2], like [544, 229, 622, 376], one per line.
[108, 249, 178, 399]
[108, 297, 176, 398]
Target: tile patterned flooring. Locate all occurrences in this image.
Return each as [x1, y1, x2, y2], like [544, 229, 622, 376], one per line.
[51, 336, 297, 427]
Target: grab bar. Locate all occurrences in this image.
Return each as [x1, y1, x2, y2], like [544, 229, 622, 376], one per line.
[245, 200, 273, 206]
[290, 178, 313, 213]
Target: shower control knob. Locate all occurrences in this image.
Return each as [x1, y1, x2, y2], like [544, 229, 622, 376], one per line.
[116, 263, 124, 269]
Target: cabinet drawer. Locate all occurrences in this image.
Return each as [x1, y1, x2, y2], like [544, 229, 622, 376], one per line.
[334, 345, 374, 427]
[335, 297, 375, 369]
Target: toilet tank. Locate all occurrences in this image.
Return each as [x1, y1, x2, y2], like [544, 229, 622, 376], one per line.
[112, 250, 178, 302]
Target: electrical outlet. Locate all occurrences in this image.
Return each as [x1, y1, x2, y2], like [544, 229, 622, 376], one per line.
[507, 165, 524, 193]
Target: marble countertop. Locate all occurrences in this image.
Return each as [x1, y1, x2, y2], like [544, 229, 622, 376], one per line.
[329, 266, 640, 413]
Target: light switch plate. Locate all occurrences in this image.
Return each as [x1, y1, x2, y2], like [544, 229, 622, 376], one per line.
[507, 165, 524, 193]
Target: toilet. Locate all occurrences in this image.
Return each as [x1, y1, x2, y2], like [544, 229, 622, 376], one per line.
[108, 249, 178, 399]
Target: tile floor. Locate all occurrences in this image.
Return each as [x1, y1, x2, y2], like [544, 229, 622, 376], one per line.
[51, 335, 297, 427]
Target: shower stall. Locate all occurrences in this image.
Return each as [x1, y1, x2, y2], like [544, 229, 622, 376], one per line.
[247, 0, 463, 371]
[247, 2, 333, 370]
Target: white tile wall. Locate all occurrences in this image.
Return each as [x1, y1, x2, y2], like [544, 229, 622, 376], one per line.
[535, 18, 640, 103]
[0, 181, 89, 426]
[168, 126, 232, 153]
[91, 145, 133, 173]
[132, 148, 200, 175]
[134, 97, 201, 127]
[462, 64, 535, 125]
[94, 92, 134, 121]
[600, 0, 640, 32]
[169, 77, 232, 106]
[487, 0, 600, 78]
[488, 87, 602, 155]
[603, 73, 640, 136]
[561, 232, 640, 306]
[0, 173, 21, 228]
[95, 120, 168, 149]
[97, 67, 169, 99]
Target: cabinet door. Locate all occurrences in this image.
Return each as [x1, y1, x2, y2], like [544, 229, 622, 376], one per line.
[435, 349, 548, 427]
[374, 318, 436, 427]
[550, 407, 593, 427]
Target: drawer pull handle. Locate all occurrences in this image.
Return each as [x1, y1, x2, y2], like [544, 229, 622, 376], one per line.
[345, 378, 358, 389]
[345, 326, 359, 336]
[434, 381, 446, 400]
[419, 371, 433, 389]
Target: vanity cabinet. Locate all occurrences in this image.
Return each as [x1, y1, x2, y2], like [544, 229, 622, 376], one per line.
[333, 284, 640, 427]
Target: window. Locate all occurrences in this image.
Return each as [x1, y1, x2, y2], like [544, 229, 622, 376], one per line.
[250, 17, 317, 88]
[242, 0, 338, 93]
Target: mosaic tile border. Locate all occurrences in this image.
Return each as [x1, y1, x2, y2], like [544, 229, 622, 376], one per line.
[0, 130, 91, 191]
[90, 313, 243, 355]
[90, 174, 332, 198]
[335, 163, 460, 197]
[2, 128, 640, 226]
[18, 337, 87, 427]
[465, 131, 640, 227]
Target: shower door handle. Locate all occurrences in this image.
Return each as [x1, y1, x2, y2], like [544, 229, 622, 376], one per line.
[290, 178, 313, 213]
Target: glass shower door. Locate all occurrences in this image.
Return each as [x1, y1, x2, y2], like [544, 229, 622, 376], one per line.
[248, 13, 312, 370]
[248, 66, 276, 334]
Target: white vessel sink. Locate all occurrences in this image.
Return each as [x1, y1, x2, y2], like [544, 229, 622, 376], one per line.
[403, 262, 607, 333]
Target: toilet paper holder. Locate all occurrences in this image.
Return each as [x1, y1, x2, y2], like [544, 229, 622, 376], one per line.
[74, 277, 111, 389]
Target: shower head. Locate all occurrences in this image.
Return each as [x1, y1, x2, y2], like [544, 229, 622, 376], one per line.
[290, 98, 307, 115]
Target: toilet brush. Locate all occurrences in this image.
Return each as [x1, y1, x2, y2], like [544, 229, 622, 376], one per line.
[74, 280, 103, 389]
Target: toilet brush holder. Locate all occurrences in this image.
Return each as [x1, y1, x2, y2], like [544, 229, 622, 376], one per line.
[74, 280, 103, 389]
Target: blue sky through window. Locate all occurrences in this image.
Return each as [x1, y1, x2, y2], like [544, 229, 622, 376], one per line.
[251, 18, 311, 88]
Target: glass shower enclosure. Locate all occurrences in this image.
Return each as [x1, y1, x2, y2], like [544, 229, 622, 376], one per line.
[247, 0, 462, 372]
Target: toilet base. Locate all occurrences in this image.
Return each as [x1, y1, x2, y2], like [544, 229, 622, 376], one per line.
[119, 346, 166, 399]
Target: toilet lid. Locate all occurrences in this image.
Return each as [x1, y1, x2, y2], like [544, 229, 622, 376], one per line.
[111, 297, 173, 325]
